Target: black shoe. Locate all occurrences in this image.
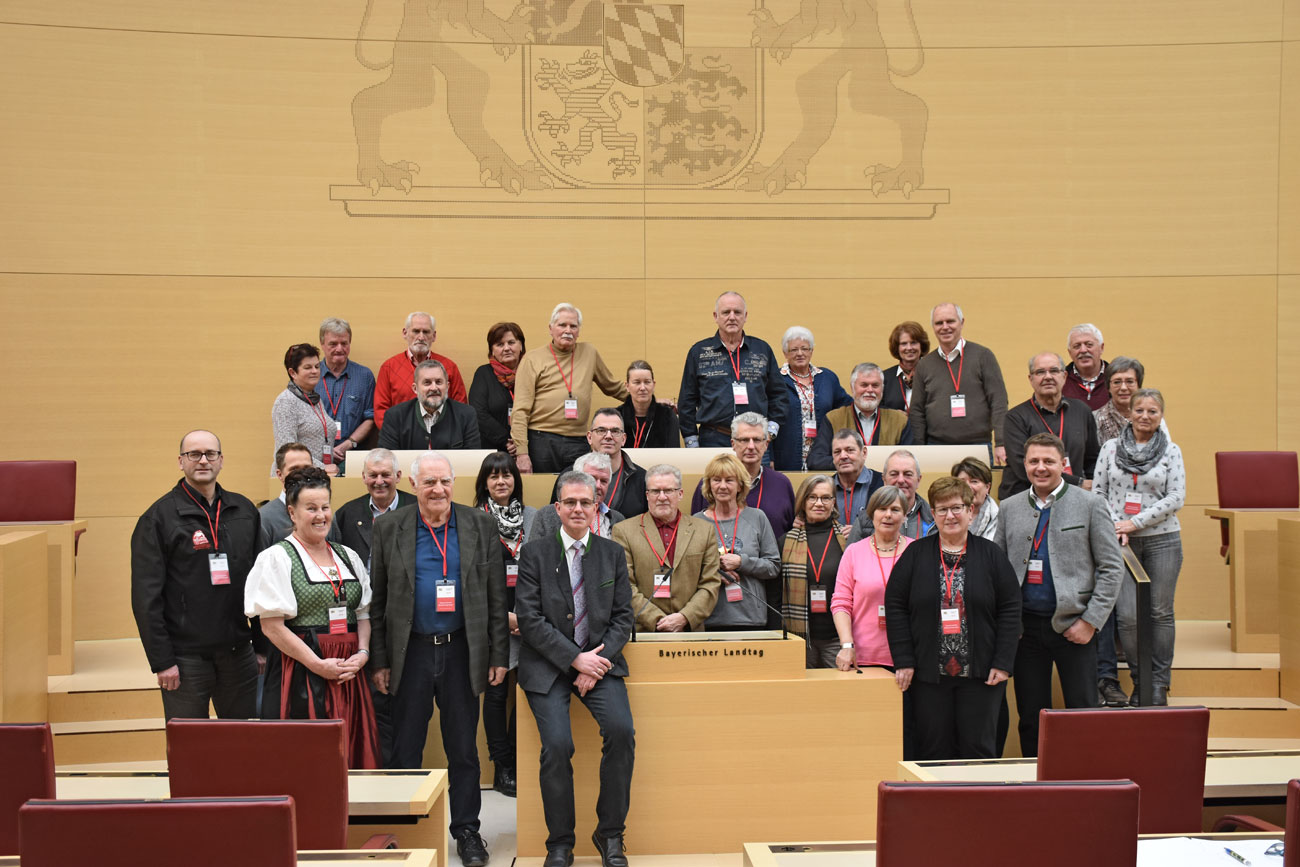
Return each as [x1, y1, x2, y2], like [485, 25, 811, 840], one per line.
[1098, 678, 1128, 707]
[493, 764, 517, 798]
[456, 831, 489, 867]
[592, 831, 628, 867]
[542, 848, 574, 867]
[1151, 685, 1169, 706]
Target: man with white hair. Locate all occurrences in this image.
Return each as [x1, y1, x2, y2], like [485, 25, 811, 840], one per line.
[369, 451, 508, 866]
[909, 303, 1009, 465]
[678, 292, 788, 458]
[1063, 323, 1110, 410]
[846, 449, 936, 543]
[532, 452, 627, 540]
[511, 303, 628, 473]
[315, 317, 376, 466]
[807, 362, 912, 468]
[374, 311, 467, 430]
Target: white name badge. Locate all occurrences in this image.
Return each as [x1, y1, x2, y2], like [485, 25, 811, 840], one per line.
[950, 394, 966, 418]
[653, 571, 671, 598]
[563, 398, 579, 419]
[1027, 558, 1044, 585]
[506, 406, 513, 419]
[208, 553, 230, 586]
[810, 586, 828, 613]
[725, 582, 743, 603]
[1062, 455, 1073, 475]
[941, 606, 961, 634]
[333, 418, 342, 441]
[803, 421, 819, 439]
[328, 606, 348, 635]
[505, 563, 519, 587]
[732, 382, 749, 405]
[436, 580, 456, 612]
[1124, 492, 1143, 515]
[878, 604, 887, 629]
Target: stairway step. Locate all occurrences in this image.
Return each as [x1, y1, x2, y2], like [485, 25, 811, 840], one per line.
[49, 688, 163, 723]
[1171, 697, 1300, 739]
[1117, 668, 1278, 698]
[51, 718, 166, 766]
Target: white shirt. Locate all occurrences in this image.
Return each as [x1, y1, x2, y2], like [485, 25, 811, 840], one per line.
[244, 535, 372, 620]
[420, 403, 444, 433]
[562, 528, 592, 555]
[939, 338, 967, 363]
[1032, 478, 1067, 510]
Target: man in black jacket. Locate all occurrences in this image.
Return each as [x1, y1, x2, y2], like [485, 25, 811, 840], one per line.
[334, 447, 417, 568]
[130, 430, 263, 720]
[378, 360, 481, 451]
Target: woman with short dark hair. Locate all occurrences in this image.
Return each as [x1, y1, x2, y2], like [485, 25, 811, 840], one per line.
[271, 343, 338, 475]
[469, 322, 527, 453]
[618, 360, 680, 448]
[881, 322, 931, 412]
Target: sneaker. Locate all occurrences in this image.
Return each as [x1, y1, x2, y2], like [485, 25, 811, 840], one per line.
[456, 831, 490, 867]
[1098, 678, 1128, 707]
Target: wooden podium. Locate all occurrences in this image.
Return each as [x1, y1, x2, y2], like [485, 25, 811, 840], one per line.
[516, 631, 901, 857]
[0, 520, 84, 675]
[1205, 508, 1297, 652]
[0, 530, 49, 722]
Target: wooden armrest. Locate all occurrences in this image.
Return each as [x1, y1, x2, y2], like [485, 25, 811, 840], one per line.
[1211, 814, 1283, 833]
[359, 833, 399, 849]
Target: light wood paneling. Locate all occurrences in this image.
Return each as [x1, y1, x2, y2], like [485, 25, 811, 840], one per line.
[0, 531, 50, 722]
[1279, 519, 1300, 704]
[1280, 278, 1300, 453]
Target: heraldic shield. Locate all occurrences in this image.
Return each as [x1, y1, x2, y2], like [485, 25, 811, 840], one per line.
[525, 0, 761, 189]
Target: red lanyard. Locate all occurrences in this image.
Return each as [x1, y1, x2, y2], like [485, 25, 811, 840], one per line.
[854, 411, 880, 447]
[632, 416, 649, 447]
[940, 540, 966, 604]
[641, 516, 680, 568]
[605, 468, 622, 508]
[1132, 473, 1138, 487]
[840, 484, 855, 524]
[294, 535, 345, 601]
[322, 373, 347, 418]
[309, 400, 332, 442]
[725, 342, 744, 381]
[1032, 511, 1050, 557]
[548, 345, 576, 398]
[180, 484, 222, 551]
[944, 348, 963, 393]
[421, 515, 450, 577]
[752, 470, 765, 508]
[872, 536, 899, 588]
[791, 371, 814, 398]
[1031, 401, 1065, 439]
[712, 509, 740, 553]
[807, 532, 836, 584]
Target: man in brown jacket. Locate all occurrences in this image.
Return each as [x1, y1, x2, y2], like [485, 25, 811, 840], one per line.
[808, 362, 913, 468]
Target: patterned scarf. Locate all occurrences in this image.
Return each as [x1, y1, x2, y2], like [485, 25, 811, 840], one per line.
[484, 497, 524, 543]
[780, 520, 849, 638]
[1114, 424, 1168, 476]
[490, 358, 518, 391]
[287, 380, 321, 406]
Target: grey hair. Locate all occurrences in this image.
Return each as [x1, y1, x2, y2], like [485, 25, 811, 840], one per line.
[549, 302, 583, 327]
[413, 359, 447, 382]
[645, 463, 683, 488]
[782, 326, 815, 353]
[930, 303, 964, 322]
[731, 412, 768, 436]
[405, 311, 435, 331]
[715, 291, 747, 311]
[557, 470, 597, 500]
[1132, 387, 1165, 413]
[573, 451, 612, 475]
[850, 362, 884, 387]
[1067, 323, 1104, 344]
[1108, 356, 1145, 387]
[832, 428, 865, 448]
[411, 451, 454, 482]
[885, 448, 921, 476]
[363, 447, 398, 472]
[1026, 352, 1065, 374]
[866, 484, 907, 519]
[319, 317, 352, 341]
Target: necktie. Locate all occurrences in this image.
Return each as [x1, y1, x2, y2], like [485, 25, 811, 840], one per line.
[570, 540, 588, 649]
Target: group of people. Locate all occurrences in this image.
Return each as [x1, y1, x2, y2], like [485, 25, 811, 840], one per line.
[132, 296, 1186, 867]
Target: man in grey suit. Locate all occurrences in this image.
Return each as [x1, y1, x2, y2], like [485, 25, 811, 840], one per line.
[370, 451, 508, 867]
[995, 432, 1123, 757]
[516, 470, 635, 867]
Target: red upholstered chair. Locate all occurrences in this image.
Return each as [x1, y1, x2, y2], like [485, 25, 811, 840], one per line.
[1036, 706, 1210, 834]
[877, 780, 1140, 867]
[0, 723, 56, 855]
[166, 718, 395, 849]
[1212, 777, 1299, 859]
[0, 460, 84, 552]
[19, 795, 297, 867]
[1214, 451, 1300, 555]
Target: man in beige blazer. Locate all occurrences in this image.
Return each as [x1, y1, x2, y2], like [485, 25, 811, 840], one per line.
[612, 464, 722, 632]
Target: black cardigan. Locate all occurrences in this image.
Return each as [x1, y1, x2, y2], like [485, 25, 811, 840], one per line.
[618, 398, 680, 449]
[884, 534, 1021, 684]
[468, 363, 514, 451]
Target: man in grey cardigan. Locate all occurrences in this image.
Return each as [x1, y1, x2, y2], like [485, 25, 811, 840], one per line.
[995, 432, 1123, 757]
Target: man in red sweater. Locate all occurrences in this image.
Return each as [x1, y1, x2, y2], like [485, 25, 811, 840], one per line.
[374, 311, 466, 429]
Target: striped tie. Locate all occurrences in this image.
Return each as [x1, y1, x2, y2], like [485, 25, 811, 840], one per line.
[571, 540, 588, 649]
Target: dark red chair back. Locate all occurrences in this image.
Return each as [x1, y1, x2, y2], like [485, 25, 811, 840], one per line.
[1287, 778, 1299, 867]
[0, 723, 56, 855]
[0, 461, 76, 522]
[1037, 706, 1210, 833]
[19, 796, 296, 867]
[1215, 451, 1300, 508]
[166, 719, 348, 849]
[877, 780, 1139, 867]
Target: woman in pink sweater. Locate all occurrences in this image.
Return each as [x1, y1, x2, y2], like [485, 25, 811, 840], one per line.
[831, 486, 912, 670]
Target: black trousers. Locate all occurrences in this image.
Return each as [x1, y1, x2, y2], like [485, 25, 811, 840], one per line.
[390, 634, 481, 838]
[161, 644, 259, 721]
[482, 669, 517, 767]
[527, 430, 589, 474]
[525, 675, 635, 849]
[1014, 612, 1099, 758]
[910, 675, 1005, 760]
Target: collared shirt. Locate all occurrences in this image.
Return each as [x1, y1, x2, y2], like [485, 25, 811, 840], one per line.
[653, 515, 680, 561]
[420, 403, 445, 433]
[856, 409, 879, 444]
[413, 508, 463, 635]
[1032, 478, 1068, 510]
[938, 338, 967, 363]
[561, 528, 592, 553]
[315, 359, 376, 442]
[368, 496, 401, 521]
[833, 466, 879, 526]
[594, 503, 613, 538]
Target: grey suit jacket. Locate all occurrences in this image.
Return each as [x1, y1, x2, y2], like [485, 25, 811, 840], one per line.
[994, 483, 1124, 634]
[515, 530, 634, 695]
[369, 502, 509, 695]
[334, 490, 417, 566]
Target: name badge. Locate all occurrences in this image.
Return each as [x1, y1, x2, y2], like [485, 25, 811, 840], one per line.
[803, 421, 819, 439]
[333, 418, 342, 441]
[322, 451, 333, 465]
[1027, 558, 1044, 585]
[208, 552, 230, 585]
[506, 406, 513, 419]
[505, 563, 519, 587]
[732, 382, 749, 405]
[950, 394, 966, 418]
[1062, 455, 1073, 475]
[941, 606, 961, 635]
[653, 570, 671, 598]
[436, 580, 456, 612]
[878, 604, 887, 630]
[328, 606, 348, 635]
[725, 581, 743, 603]
[563, 398, 579, 419]
[1124, 492, 1142, 515]
[810, 586, 827, 613]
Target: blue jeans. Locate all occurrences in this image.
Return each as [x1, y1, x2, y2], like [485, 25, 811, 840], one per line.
[1116, 531, 1183, 689]
[1096, 611, 1119, 681]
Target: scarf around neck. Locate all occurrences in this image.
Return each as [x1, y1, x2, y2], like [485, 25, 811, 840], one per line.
[287, 380, 321, 406]
[1114, 424, 1168, 476]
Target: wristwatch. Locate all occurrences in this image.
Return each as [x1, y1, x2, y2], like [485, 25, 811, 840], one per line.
[841, 642, 854, 650]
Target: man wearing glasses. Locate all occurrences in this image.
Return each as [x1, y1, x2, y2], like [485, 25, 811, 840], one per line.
[549, 409, 647, 519]
[689, 412, 796, 537]
[130, 430, 264, 721]
[614, 465, 722, 633]
[997, 352, 1101, 499]
[846, 449, 936, 543]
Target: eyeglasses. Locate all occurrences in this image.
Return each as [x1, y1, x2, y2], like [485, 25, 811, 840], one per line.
[732, 437, 766, 445]
[559, 498, 595, 509]
[647, 488, 681, 497]
[590, 427, 625, 437]
[934, 505, 969, 516]
[1031, 368, 1065, 378]
[806, 495, 835, 504]
[181, 451, 222, 462]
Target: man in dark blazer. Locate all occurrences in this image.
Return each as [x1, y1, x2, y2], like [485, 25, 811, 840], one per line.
[377, 359, 481, 450]
[369, 450, 508, 867]
[334, 448, 417, 567]
[516, 470, 636, 867]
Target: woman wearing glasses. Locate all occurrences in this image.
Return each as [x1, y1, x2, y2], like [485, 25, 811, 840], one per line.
[780, 475, 853, 667]
[694, 452, 780, 632]
[272, 343, 339, 475]
[885, 477, 1020, 759]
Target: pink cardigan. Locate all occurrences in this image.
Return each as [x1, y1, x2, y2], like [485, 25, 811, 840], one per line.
[830, 535, 913, 667]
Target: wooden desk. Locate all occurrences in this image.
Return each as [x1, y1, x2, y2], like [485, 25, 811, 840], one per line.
[0, 520, 82, 675]
[0, 852, 437, 867]
[54, 770, 449, 867]
[0, 530, 48, 721]
[898, 749, 1300, 802]
[1205, 508, 1297, 652]
[1279, 519, 1300, 704]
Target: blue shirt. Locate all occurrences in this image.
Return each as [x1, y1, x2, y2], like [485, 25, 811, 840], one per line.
[1022, 505, 1057, 616]
[413, 508, 465, 635]
[677, 332, 789, 438]
[315, 360, 376, 441]
[833, 466, 882, 526]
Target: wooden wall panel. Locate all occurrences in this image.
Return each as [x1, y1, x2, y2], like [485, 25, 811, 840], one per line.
[1281, 35, 1300, 275]
[1280, 277, 1300, 454]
